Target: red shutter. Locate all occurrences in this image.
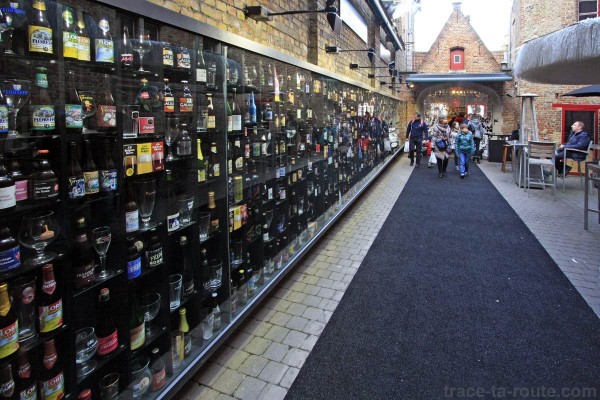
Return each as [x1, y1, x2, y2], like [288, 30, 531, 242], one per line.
[450, 49, 464, 70]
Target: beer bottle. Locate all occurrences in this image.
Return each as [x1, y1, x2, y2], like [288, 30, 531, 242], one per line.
[28, 0, 53, 57]
[176, 124, 192, 157]
[149, 348, 166, 392]
[76, 10, 90, 61]
[30, 67, 55, 133]
[226, 92, 233, 133]
[125, 182, 139, 234]
[232, 88, 242, 132]
[96, 288, 118, 357]
[197, 138, 206, 183]
[99, 139, 117, 193]
[0, 363, 16, 399]
[126, 236, 142, 280]
[129, 284, 145, 351]
[162, 42, 173, 68]
[144, 228, 162, 269]
[180, 236, 194, 298]
[119, 26, 133, 70]
[38, 264, 63, 334]
[61, 6, 78, 59]
[208, 142, 219, 178]
[72, 217, 95, 289]
[178, 308, 190, 358]
[163, 79, 175, 114]
[82, 139, 99, 197]
[39, 339, 64, 400]
[65, 70, 83, 133]
[94, 16, 114, 63]
[195, 44, 207, 84]
[207, 94, 216, 129]
[207, 191, 219, 233]
[15, 349, 37, 400]
[0, 161, 15, 211]
[67, 142, 85, 201]
[0, 282, 18, 359]
[6, 159, 26, 206]
[179, 81, 193, 113]
[176, 47, 191, 70]
[96, 75, 116, 129]
[165, 170, 179, 233]
[0, 226, 20, 273]
[31, 155, 58, 201]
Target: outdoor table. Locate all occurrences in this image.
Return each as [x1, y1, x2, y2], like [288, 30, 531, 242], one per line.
[487, 133, 513, 162]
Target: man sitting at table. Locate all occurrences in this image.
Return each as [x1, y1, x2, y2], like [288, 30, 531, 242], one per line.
[554, 121, 591, 175]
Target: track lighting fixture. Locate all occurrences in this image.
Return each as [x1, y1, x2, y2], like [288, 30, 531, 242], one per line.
[245, 0, 342, 34]
[325, 46, 375, 63]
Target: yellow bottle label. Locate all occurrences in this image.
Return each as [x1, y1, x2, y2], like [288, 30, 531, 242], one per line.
[208, 115, 216, 129]
[77, 36, 90, 61]
[40, 371, 64, 400]
[130, 322, 146, 350]
[63, 31, 78, 59]
[32, 0, 46, 10]
[0, 319, 19, 358]
[38, 298, 63, 333]
[29, 25, 53, 54]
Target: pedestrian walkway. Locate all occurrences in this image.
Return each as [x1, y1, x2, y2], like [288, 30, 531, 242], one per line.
[177, 156, 600, 400]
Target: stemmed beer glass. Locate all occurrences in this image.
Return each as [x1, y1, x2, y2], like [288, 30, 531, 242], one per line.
[92, 226, 114, 281]
[131, 33, 153, 73]
[164, 117, 179, 161]
[19, 211, 59, 266]
[2, 79, 30, 137]
[135, 178, 156, 229]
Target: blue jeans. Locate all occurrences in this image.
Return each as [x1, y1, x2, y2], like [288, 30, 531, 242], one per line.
[459, 151, 470, 175]
[454, 149, 459, 166]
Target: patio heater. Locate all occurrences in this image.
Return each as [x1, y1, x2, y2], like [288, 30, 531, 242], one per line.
[518, 93, 539, 143]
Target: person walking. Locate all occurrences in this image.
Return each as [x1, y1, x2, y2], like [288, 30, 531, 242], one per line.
[405, 112, 429, 167]
[449, 121, 460, 171]
[455, 123, 475, 179]
[429, 117, 451, 178]
[467, 114, 484, 164]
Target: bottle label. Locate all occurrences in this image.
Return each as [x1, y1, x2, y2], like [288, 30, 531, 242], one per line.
[198, 168, 206, 182]
[167, 213, 180, 232]
[163, 47, 173, 66]
[31, 105, 55, 130]
[164, 95, 175, 113]
[28, 25, 53, 54]
[226, 115, 232, 132]
[38, 298, 63, 333]
[130, 322, 145, 350]
[0, 106, 8, 132]
[95, 39, 114, 63]
[33, 178, 58, 200]
[120, 52, 133, 66]
[35, 72, 48, 88]
[146, 247, 163, 268]
[97, 330, 118, 356]
[83, 171, 99, 195]
[212, 163, 220, 177]
[65, 104, 83, 128]
[232, 115, 242, 131]
[0, 319, 18, 358]
[77, 36, 91, 61]
[177, 50, 190, 69]
[151, 366, 166, 391]
[0, 245, 20, 272]
[207, 115, 216, 129]
[19, 384, 36, 400]
[67, 176, 85, 199]
[125, 210, 139, 233]
[127, 256, 142, 279]
[97, 105, 116, 127]
[100, 169, 117, 192]
[73, 261, 95, 289]
[40, 372, 64, 400]
[179, 97, 193, 113]
[0, 185, 16, 209]
[63, 31, 78, 59]
[196, 68, 207, 83]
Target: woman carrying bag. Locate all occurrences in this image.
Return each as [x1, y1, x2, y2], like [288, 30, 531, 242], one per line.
[429, 117, 451, 178]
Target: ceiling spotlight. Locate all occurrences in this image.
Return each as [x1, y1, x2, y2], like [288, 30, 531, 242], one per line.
[326, 46, 375, 63]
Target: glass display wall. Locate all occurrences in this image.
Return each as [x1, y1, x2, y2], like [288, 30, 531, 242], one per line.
[0, 1, 400, 399]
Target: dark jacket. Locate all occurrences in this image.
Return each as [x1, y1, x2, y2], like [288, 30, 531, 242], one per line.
[455, 132, 475, 155]
[406, 119, 428, 140]
[562, 130, 591, 161]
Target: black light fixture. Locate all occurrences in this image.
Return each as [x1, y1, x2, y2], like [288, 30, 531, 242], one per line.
[326, 46, 375, 63]
[245, 0, 342, 34]
[350, 61, 396, 74]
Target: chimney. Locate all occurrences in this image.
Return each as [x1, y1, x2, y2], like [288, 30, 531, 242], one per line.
[452, 2, 462, 11]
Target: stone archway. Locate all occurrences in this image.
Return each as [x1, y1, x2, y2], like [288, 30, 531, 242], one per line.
[415, 82, 504, 132]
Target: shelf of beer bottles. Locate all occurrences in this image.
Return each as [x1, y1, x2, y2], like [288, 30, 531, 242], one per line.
[73, 269, 125, 300]
[76, 344, 127, 385]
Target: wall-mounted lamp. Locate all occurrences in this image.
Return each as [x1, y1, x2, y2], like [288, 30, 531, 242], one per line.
[350, 61, 396, 75]
[245, 0, 342, 34]
[325, 46, 375, 63]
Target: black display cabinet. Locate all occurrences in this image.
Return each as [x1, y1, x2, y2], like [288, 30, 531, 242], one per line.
[0, 1, 401, 399]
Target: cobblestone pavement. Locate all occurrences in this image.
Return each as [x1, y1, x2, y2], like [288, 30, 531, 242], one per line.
[177, 156, 600, 400]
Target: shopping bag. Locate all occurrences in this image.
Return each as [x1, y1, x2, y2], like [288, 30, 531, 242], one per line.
[403, 141, 410, 153]
[429, 152, 436, 164]
[384, 139, 391, 152]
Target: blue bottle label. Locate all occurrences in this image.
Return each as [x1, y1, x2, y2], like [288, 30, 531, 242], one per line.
[0, 245, 20, 272]
[127, 256, 141, 279]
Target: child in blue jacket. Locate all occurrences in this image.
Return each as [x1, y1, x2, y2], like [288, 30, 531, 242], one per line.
[455, 123, 475, 178]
